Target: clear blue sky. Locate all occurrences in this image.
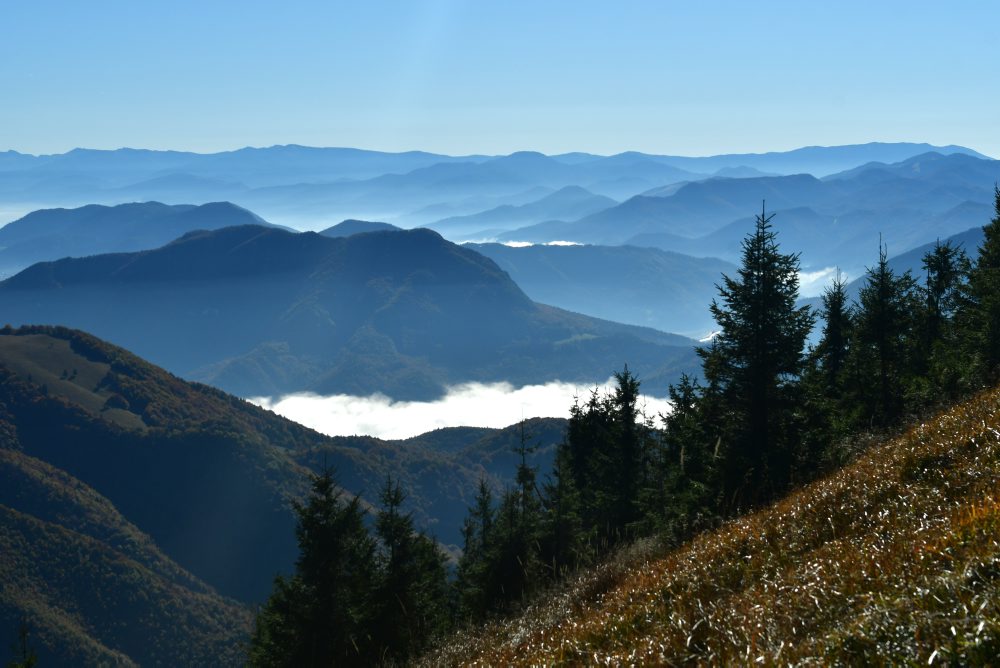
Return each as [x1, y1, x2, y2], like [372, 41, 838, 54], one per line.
[2, 1, 997, 157]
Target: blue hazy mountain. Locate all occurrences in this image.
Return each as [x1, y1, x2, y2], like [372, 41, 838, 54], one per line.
[644, 142, 989, 177]
[634, 201, 992, 277]
[428, 186, 617, 239]
[0, 226, 698, 400]
[0, 201, 276, 277]
[319, 219, 403, 237]
[2, 143, 979, 229]
[498, 153, 999, 277]
[468, 242, 735, 336]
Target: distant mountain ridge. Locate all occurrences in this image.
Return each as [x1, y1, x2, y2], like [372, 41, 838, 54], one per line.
[468, 242, 735, 336]
[0, 142, 985, 228]
[319, 219, 402, 237]
[497, 152, 999, 277]
[427, 185, 617, 239]
[0, 200, 277, 277]
[0, 225, 698, 400]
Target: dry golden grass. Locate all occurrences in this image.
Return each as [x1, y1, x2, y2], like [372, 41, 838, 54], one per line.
[426, 387, 1000, 666]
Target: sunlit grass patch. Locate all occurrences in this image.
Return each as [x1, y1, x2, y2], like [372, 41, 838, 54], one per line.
[423, 386, 1000, 665]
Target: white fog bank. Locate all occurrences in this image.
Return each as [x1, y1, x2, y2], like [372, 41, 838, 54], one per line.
[250, 378, 672, 440]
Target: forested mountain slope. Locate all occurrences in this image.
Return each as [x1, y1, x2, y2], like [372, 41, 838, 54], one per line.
[0, 225, 697, 400]
[0, 325, 573, 663]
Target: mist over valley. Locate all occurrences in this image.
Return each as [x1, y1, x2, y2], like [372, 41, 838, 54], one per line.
[3, 2, 999, 661]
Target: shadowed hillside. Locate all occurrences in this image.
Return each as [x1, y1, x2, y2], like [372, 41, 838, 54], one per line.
[0, 326, 575, 625]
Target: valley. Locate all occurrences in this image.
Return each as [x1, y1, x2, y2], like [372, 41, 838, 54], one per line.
[1, 140, 998, 665]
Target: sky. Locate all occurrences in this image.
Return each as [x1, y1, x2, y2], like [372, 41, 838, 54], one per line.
[2, 1, 997, 157]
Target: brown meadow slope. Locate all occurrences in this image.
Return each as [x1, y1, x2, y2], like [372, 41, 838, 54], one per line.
[428, 386, 1000, 665]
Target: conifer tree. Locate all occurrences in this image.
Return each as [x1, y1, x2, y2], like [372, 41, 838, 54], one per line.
[699, 205, 814, 509]
[961, 185, 1000, 384]
[539, 442, 585, 578]
[916, 240, 969, 401]
[814, 271, 852, 390]
[249, 468, 376, 667]
[609, 366, 644, 536]
[372, 475, 449, 663]
[846, 242, 919, 428]
[455, 478, 497, 620]
[651, 374, 720, 538]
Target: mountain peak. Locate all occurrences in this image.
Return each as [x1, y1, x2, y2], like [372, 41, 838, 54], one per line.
[320, 219, 403, 238]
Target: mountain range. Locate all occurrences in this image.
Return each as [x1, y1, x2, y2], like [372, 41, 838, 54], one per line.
[0, 225, 698, 400]
[0, 200, 275, 278]
[494, 153, 1000, 278]
[1, 143, 985, 228]
[426, 185, 617, 239]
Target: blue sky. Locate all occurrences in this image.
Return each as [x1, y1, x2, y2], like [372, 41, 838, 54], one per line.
[2, 1, 997, 157]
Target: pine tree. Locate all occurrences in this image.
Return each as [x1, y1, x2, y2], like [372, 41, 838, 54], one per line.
[539, 442, 585, 578]
[814, 270, 852, 390]
[797, 271, 855, 471]
[917, 240, 970, 401]
[961, 185, 1000, 385]
[563, 389, 614, 547]
[609, 366, 644, 536]
[650, 374, 720, 539]
[249, 468, 376, 667]
[372, 475, 450, 663]
[698, 205, 814, 510]
[455, 478, 497, 621]
[846, 242, 920, 428]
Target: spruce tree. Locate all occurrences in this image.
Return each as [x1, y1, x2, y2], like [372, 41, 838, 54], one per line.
[652, 374, 720, 538]
[539, 442, 585, 578]
[962, 185, 1000, 384]
[455, 478, 497, 621]
[698, 205, 814, 510]
[249, 468, 376, 667]
[372, 475, 449, 663]
[917, 240, 969, 401]
[814, 270, 852, 390]
[846, 242, 919, 428]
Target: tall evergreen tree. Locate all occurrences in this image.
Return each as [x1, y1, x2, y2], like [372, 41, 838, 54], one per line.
[847, 242, 920, 428]
[650, 374, 720, 538]
[539, 442, 585, 578]
[372, 475, 450, 664]
[814, 270, 852, 390]
[609, 366, 644, 536]
[698, 205, 814, 510]
[249, 468, 376, 667]
[916, 240, 970, 401]
[455, 478, 497, 621]
[961, 185, 1000, 385]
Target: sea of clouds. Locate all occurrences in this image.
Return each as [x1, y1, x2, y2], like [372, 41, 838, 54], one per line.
[250, 378, 672, 440]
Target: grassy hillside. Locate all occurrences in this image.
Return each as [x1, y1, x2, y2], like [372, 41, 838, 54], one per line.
[429, 385, 1000, 664]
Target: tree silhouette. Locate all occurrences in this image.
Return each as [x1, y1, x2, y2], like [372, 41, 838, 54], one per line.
[699, 204, 814, 509]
